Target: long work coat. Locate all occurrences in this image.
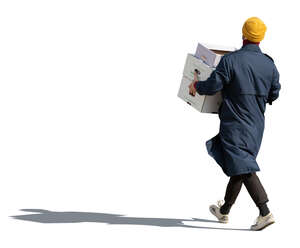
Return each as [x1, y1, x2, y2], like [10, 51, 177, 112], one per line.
[194, 44, 281, 177]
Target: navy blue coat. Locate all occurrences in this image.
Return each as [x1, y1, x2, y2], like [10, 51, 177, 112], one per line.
[194, 44, 281, 177]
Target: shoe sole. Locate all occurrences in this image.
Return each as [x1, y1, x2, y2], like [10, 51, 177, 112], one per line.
[253, 220, 275, 231]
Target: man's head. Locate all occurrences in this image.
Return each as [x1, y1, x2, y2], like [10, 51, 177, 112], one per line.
[242, 17, 267, 42]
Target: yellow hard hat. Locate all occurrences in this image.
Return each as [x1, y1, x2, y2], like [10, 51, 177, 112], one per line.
[242, 17, 267, 42]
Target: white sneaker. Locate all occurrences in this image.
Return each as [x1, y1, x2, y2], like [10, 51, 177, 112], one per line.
[251, 213, 275, 231]
[209, 200, 229, 223]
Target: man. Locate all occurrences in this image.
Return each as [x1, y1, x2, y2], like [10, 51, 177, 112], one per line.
[188, 17, 281, 231]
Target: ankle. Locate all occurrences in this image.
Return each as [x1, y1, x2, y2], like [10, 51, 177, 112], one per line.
[220, 203, 232, 215]
[258, 203, 270, 217]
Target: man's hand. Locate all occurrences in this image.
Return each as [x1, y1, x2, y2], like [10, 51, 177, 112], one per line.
[189, 81, 196, 96]
[189, 70, 199, 97]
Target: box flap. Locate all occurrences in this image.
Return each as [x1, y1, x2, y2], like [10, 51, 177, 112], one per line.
[202, 43, 237, 52]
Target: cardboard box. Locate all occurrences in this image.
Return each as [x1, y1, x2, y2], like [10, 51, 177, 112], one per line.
[178, 43, 236, 114]
[178, 75, 223, 113]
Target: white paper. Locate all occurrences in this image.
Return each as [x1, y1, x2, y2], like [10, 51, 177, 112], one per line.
[194, 43, 217, 67]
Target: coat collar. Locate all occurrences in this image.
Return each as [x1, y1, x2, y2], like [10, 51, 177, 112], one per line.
[240, 43, 262, 53]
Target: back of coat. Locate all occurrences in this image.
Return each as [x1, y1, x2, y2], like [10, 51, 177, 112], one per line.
[199, 43, 281, 176]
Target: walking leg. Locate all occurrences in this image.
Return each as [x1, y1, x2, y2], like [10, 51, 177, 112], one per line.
[242, 172, 270, 216]
[220, 175, 243, 214]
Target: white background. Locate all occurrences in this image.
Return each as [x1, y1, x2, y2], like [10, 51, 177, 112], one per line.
[0, 0, 298, 247]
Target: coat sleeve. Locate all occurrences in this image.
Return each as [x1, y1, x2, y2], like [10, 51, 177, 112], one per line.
[267, 65, 281, 105]
[194, 56, 231, 96]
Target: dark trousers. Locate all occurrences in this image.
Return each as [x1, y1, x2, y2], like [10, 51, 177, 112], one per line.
[224, 172, 269, 209]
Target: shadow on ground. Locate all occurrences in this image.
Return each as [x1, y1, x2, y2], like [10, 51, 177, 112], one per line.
[11, 209, 251, 231]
